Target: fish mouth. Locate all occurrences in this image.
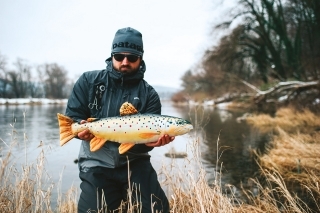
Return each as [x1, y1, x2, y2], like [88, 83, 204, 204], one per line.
[174, 124, 193, 135]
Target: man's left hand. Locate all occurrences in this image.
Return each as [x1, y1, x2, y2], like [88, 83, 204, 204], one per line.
[145, 134, 175, 147]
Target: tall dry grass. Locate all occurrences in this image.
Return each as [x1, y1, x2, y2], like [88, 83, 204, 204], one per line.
[0, 112, 78, 213]
[244, 107, 320, 212]
[0, 149, 78, 213]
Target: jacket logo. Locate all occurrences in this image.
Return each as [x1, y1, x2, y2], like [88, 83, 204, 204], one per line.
[134, 97, 140, 100]
[113, 42, 143, 52]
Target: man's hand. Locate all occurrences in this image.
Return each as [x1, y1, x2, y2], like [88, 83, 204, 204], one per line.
[77, 120, 94, 142]
[145, 134, 175, 147]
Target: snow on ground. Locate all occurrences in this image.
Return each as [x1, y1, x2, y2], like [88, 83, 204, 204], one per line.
[0, 98, 68, 105]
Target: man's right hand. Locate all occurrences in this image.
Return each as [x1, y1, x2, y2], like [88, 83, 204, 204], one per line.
[78, 120, 94, 142]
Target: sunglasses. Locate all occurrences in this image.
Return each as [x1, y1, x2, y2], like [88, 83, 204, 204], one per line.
[112, 53, 140, 63]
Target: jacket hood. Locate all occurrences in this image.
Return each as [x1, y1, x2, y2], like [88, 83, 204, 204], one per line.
[105, 57, 146, 84]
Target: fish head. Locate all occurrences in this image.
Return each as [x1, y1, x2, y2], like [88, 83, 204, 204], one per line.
[167, 116, 193, 136]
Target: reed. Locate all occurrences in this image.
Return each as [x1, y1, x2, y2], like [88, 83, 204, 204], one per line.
[246, 107, 320, 134]
[0, 112, 78, 213]
[244, 107, 320, 212]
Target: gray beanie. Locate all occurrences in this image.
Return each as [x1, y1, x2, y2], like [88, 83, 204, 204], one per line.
[111, 27, 144, 56]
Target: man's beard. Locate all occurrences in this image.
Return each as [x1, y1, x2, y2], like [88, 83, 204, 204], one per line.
[115, 65, 139, 74]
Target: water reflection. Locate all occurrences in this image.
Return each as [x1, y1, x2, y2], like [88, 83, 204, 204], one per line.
[187, 105, 266, 189]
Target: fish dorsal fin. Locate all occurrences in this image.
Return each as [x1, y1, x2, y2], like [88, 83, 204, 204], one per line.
[119, 143, 135, 154]
[90, 137, 108, 151]
[120, 102, 139, 116]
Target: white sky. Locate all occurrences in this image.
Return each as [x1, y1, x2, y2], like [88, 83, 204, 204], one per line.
[0, 0, 236, 89]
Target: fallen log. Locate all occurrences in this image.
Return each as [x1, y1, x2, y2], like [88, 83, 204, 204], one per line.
[240, 80, 320, 111]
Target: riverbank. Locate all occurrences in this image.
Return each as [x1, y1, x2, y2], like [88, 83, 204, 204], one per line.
[245, 107, 320, 211]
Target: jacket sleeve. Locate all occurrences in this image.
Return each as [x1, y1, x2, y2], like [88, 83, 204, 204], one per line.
[145, 86, 162, 115]
[65, 73, 91, 122]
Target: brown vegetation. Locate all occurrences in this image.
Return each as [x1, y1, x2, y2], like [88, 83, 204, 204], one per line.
[245, 107, 320, 211]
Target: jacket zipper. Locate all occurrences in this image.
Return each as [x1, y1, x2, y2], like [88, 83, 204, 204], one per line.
[106, 89, 112, 117]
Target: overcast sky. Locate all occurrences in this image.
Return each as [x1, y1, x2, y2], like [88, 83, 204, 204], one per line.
[0, 0, 236, 89]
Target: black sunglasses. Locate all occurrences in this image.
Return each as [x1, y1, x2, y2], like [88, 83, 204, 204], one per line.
[112, 53, 140, 63]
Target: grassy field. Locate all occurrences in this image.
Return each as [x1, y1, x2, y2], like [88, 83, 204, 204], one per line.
[0, 107, 319, 212]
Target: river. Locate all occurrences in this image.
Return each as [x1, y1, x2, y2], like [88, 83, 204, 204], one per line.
[0, 101, 265, 206]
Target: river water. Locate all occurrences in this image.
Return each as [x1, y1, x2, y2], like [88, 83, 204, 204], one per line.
[0, 101, 265, 206]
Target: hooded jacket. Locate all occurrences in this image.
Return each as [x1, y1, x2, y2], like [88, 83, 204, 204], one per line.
[65, 57, 161, 170]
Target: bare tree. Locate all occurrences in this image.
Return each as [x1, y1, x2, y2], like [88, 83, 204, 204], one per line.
[0, 52, 10, 98]
[7, 58, 32, 98]
[203, 0, 320, 84]
[41, 63, 68, 99]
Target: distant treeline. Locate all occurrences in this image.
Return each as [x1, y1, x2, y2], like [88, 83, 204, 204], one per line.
[0, 53, 73, 99]
[181, 0, 320, 99]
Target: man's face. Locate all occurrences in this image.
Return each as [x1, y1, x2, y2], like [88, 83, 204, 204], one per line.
[112, 52, 141, 74]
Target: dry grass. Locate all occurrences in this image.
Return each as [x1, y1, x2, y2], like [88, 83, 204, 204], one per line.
[246, 107, 320, 176]
[246, 107, 320, 134]
[0, 149, 78, 213]
[0, 114, 77, 213]
[243, 107, 320, 212]
[161, 137, 236, 213]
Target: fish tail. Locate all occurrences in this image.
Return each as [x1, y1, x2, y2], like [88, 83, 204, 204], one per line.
[57, 113, 76, 146]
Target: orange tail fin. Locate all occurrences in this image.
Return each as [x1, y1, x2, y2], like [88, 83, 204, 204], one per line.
[57, 113, 77, 146]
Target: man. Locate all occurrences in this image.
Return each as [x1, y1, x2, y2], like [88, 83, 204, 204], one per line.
[65, 27, 174, 213]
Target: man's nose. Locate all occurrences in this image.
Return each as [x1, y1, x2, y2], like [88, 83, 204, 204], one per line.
[122, 57, 129, 65]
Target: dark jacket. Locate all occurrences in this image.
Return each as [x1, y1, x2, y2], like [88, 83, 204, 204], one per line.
[65, 57, 161, 170]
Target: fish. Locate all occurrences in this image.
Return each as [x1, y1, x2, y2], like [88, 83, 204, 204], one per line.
[57, 102, 193, 154]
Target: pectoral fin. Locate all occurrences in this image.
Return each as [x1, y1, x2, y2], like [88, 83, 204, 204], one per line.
[138, 132, 160, 139]
[119, 143, 135, 154]
[90, 137, 108, 151]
